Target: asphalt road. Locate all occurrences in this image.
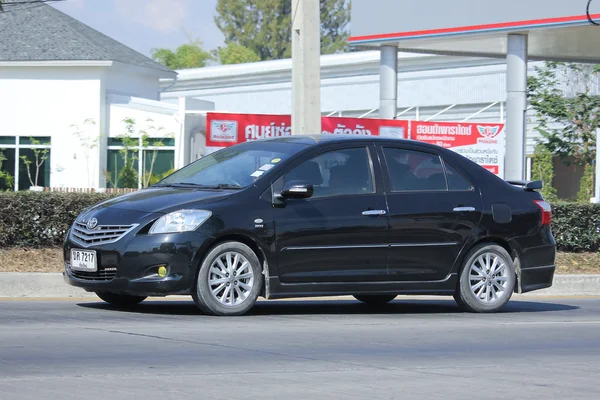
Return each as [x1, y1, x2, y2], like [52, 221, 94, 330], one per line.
[1, 296, 600, 400]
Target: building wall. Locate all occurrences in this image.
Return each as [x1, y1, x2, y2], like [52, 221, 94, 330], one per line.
[0, 66, 104, 190]
[103, 62, 163, 100]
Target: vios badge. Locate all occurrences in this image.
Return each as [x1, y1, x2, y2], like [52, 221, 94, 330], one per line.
[86, 218, 98, 230]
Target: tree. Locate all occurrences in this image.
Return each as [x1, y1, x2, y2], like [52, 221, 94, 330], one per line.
[150, 40, 212, 70]
[214, 0, 351, 62]
[531, 143, 558, 203]
[528, 62, 599, 168]
[213, 42, 261, 65]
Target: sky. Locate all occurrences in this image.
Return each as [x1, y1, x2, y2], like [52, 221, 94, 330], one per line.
[52, 0, 225, 58]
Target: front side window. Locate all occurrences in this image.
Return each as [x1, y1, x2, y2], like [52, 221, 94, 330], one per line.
[282, 147, 374, 198]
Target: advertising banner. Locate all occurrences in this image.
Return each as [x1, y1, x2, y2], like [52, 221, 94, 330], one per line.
[206, 112, 409, 147]
[409, 121, 505, 177]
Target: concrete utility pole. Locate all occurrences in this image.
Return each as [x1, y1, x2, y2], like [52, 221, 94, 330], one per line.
[379, 45, 398, 120]
[504, 34, 528, 181]
[291, 0, 321, 135]
[594, 128, 600, 203]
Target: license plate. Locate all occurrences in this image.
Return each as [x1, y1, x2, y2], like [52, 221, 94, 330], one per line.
[70, 249, 97, 272]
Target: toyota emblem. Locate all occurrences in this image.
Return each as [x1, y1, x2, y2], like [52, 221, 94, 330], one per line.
[86, 218, 98, 230]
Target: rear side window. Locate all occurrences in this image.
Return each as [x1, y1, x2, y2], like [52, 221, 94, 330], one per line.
[382, 148, 447, 191]
[444, 162, 474, 191]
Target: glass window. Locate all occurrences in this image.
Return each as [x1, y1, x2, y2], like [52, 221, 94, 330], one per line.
[106, 149, 139, 189]
[383, 148, 447, 192]
[445, 162, 473, 191]
[0, 148, 16, 191]
[146, 137, 175, 147]
[19, 136, 51, 145]
[142, 149, 175, 187]
[18, 148, 51, 189]
[283, 147, 374, 198]
[158, 141, 305, 189]
[0, 137, 16, 145]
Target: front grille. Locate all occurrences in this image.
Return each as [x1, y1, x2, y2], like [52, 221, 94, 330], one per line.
[71, 222, 137, 246]
[68, 264, 117, 281]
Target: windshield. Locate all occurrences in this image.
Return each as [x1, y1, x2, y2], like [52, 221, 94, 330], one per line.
[155, 141, 307, 189]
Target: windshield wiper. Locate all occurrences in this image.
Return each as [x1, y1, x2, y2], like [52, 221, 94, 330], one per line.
[158, 182, 243, 190]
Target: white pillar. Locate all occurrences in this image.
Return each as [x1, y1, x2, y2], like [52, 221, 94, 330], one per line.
[505, 34, 528, 181]
[291, 0, 321, 135]
[380, 45, 398, 119]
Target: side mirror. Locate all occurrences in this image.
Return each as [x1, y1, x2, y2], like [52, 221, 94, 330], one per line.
[280, 180, 314, 199]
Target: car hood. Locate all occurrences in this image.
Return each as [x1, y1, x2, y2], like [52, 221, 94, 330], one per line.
[88, 187, 234, 214]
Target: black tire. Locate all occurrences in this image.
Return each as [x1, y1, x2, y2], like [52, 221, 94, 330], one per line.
[192, 241, 263, 316]
[95, 292, 147, 307]
[353, 294, 397, 305]
[455, 243, 516, 313]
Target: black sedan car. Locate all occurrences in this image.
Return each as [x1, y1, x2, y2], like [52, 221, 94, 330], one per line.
[63, 135, 556, 316]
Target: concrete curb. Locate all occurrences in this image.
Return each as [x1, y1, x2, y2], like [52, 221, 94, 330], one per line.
[0, 273, 599, 298]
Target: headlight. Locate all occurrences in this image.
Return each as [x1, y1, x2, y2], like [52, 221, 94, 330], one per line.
[149, 209, 212, 234]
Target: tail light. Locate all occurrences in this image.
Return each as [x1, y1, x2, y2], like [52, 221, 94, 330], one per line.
[534, 200, 552, 226]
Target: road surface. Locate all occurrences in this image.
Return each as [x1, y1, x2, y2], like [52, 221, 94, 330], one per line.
[1, 296, 599, 399]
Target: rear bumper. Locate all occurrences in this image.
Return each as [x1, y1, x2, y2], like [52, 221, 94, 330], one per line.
[519, 265, 556, 293]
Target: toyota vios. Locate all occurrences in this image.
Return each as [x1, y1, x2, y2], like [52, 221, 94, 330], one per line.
[64, 136, 556, 316]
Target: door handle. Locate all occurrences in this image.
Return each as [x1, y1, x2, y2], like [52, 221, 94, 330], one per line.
[453, 206, 476, 212]
[362, 210, 387, 216]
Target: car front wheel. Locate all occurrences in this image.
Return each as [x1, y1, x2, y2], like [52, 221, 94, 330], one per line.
[192, 241, 263, 316]
[95, 292, 147, 307]
[455, 244, 516, 313]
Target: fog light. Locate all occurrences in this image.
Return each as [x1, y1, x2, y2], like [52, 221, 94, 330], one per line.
[157, 266, 167, 277]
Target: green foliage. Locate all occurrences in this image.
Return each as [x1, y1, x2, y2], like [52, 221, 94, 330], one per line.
[0, 149, 14, 190]
[213, 42, 261, 65]
[577, 163, 595, 203]
[214, 0, 351, 62]
[552, 202, 600, 252]
[531, 143, 558, 202]
[0, 191, 118, 248]
[151, 41, 212, 70]
[527, 62, 599, 168]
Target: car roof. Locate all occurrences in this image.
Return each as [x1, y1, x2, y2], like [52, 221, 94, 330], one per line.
[258, 134, 444, 152]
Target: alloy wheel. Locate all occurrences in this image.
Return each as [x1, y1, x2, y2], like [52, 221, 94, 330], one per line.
[468, 252, 509, 305]
[208, 251, 255, 307]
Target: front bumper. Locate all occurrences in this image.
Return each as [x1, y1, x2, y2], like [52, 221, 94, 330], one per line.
[63, 230, 215, 297]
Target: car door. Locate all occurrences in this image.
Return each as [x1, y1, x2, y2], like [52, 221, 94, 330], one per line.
[377, 144, 483, 282]
[272, 143, 390, 284]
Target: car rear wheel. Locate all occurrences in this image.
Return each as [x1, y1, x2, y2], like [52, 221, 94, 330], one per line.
[192, 241, 263, 316]
[456, 244, 516, 313]
[353, 294, 397, 305]
[95, 292, 147, 307]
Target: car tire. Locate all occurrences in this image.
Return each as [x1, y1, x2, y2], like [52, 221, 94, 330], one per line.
[192, 241, 263, 316]
[95, 292, 147, 307]
[456, 243, 516, 313]
[353, 294, 397, 305]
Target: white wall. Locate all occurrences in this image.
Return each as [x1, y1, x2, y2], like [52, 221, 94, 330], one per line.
[103, 62, 163, 100]
[0, 66, 103, 189]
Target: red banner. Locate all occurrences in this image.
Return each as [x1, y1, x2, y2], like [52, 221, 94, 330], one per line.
[206, 112, 409, 147]
[409, 121, 505, 177]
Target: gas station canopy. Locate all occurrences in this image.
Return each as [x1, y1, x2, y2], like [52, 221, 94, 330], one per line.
[349, 0, 600, 63]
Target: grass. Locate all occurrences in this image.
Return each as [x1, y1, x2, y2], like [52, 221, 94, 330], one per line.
[0, 247, 598, 274]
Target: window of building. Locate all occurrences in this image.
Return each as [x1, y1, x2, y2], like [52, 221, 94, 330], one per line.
[283, 147, 374, 198]
[0, 136, 51, 191]
[106, 137, 176, 189]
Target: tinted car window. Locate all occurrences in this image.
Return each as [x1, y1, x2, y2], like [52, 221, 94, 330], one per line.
[284, 147, 374, 198]
[157, 141, 305, 188]
[444, 162, 474, 191]
[383, 148, 447, 191]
